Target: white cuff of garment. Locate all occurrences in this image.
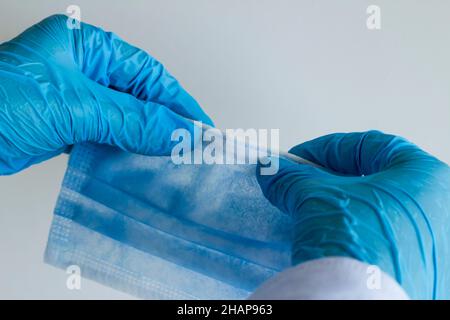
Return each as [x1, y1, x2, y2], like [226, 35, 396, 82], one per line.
[249, 257, 409, 300]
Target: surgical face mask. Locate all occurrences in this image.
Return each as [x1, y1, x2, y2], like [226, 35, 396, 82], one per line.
[45, 141, 293, 299]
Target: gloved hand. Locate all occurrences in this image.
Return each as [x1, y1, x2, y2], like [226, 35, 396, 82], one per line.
[257, 131, 450, 299]
[0, 14, 213, 175]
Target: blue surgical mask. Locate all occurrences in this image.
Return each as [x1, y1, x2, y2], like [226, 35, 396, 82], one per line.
[45, 142, 292, 299]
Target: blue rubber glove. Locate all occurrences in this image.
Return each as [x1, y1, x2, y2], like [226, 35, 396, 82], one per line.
[257, 131, 450, 299]
[0, 14, 213, 175]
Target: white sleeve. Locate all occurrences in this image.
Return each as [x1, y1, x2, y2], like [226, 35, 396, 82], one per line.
[249, 257, 409, 300]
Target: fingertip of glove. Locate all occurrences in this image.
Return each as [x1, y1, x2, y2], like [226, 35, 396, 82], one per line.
[256, 156, 307, 193]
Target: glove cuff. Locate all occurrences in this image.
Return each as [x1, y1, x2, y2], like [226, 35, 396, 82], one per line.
[249, 257, 409, 300]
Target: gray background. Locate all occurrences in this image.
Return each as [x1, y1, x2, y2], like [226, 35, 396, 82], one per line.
[0, 0, 449, 299]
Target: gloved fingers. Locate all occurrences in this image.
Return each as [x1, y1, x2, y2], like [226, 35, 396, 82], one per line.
[69, 15, 214, 126]
[256, 156, 327, 214]
[288, 131, 434, 176]
[72, 82, 199, 156]
[257, 130, 445, 215]
[8, 14, 214, 126]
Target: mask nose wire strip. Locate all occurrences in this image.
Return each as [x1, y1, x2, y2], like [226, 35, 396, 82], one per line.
[188, 119, 323, 169]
